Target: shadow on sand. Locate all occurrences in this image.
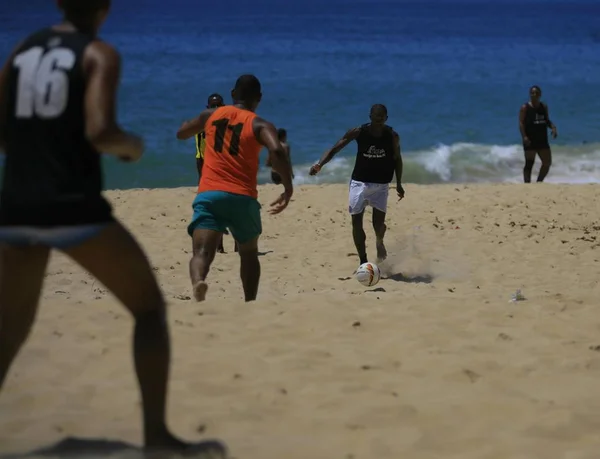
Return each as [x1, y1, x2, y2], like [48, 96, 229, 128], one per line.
[383, 272, 434, 284]
[0, 437, 228, 459]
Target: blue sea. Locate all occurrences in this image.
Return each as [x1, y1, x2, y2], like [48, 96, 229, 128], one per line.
[2, 0, 600, 188]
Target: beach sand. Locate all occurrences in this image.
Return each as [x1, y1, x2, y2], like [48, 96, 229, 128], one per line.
[1, 183, 600, 459]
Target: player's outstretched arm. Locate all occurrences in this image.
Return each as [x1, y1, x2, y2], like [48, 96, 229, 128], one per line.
[285, 143, 294, 179]
[309, 126, 360, 175]
[256, 119, 292, 192]
[84, 41, 143, 162]
[519, 104, 529, 146]
[544, 103, 557, 138]
[176, 109, 216, 140]
[393, 131, 405, 199]
[255, 117, 293, 214]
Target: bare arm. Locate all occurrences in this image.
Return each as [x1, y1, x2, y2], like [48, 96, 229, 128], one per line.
[266, 142, 290, 172]
[393, 132, 403, 185]
[83, 41, 143, 160]
[286, 144, 294, 178]
[315, 127, 360, 168]
[176, 108, 215, 140]
[255, 118, 293, 195]
[519, 104, 528, 142]
[544, 104, 557, 135]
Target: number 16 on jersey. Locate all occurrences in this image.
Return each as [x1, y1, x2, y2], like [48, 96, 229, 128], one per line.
[13, 46, 76, 119]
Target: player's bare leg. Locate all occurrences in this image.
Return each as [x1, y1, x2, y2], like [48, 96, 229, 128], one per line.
[351, 212, 368, 265]
[217, 234, 225, 253]
[190, 229, 221, 301]
[523, 150, 536, 183]
[537, 148, 552, 182]
[63, 222, 191, 449]
[0, 245, 49, 390]
[373, 209, 387, 262]
[237, 236, 260, 302]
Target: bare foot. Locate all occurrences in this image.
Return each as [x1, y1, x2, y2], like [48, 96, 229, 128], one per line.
[145, 431, 227, 457]
[193, 281, 208, 302]
[145, 431, 188, 450]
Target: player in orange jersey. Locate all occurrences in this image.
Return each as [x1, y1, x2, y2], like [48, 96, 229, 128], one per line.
[176, 75, 293, 302]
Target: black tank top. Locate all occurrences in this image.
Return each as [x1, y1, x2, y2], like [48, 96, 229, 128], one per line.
[523, 102, 549, 143]
[350, 124, 396, 184]
[0, 27, 113, 226]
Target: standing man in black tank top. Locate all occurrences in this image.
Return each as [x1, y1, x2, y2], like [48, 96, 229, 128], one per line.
[309, 104, 404, 266]
[0, 0, 223, 454]
[519, 85, 558, 183]
[266, 128, 294, 185]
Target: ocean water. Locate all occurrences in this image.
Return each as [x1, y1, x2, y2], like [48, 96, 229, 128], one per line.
[1, 0, 600, 188]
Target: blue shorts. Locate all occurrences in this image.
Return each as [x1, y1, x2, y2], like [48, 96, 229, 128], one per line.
[187, 191, 262, 244]
[0, 224, 109, 250]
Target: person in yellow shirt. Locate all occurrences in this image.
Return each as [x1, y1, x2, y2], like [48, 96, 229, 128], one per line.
[195, 93, 224, 179]
[192, 93, 237, 253]
[266, 128, 294, 184]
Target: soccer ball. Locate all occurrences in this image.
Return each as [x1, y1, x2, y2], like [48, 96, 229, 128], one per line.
[356, 262, 381, 287]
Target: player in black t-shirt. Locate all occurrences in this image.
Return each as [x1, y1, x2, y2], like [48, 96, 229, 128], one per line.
[0, 0, 224, 454]
[519, 85, 558, 183]
[310, 104, 405, 266]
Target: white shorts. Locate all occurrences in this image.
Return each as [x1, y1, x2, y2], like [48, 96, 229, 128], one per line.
[0, 224, 108, 250]
[348, 180, 389, 215]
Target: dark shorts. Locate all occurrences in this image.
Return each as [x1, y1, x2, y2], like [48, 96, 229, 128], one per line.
[271, 171, 282, 185]
[187, 191, 262, 244]
[0, 224, 109, 250]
